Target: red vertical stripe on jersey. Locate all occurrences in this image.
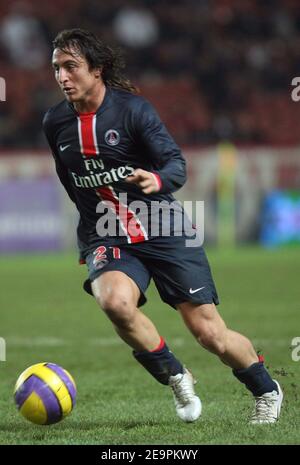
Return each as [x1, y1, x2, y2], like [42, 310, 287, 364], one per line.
[78, 113, 146, 244]
[78, 113, 97, 156]
[96, 186, 147, 244]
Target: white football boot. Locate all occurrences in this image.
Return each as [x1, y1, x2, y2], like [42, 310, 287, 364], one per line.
[168, 368, 202, 422]
[250, 380, 283, 424]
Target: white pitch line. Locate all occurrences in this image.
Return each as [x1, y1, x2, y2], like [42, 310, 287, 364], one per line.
[6, 336, 186, 348]
[7, 336, 289, 349]
[252, 338, 292, 348]
[7, 336, 68, 347]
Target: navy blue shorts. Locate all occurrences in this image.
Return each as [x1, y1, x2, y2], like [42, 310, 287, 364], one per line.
[83, 236, 219, 309]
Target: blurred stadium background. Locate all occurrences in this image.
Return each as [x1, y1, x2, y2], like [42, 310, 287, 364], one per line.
[0, 0, 299, 445]
[1, 0, 300, 249]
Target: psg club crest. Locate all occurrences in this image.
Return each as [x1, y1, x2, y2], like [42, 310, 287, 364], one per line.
[105, 129, 120, 146]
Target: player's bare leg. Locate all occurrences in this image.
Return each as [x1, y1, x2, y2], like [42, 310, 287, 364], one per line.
[91, 271, 160, 351]
[92, 271, 201, 422]
[177, 302, 283, 423]
[177, 302, 258, 369]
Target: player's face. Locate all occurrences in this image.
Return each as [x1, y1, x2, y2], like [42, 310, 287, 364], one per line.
[52, 47, 101, 103]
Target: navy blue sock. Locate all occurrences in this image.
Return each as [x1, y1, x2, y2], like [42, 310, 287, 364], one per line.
[233, 361, 278, 396]
[133, 338, 184, 385]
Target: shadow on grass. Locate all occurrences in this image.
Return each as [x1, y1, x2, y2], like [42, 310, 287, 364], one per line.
[58, 418, 167, 430]
[0, 417, 167, 434]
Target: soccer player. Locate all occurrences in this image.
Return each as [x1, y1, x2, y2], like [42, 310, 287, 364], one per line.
[43, 28, 283, 424]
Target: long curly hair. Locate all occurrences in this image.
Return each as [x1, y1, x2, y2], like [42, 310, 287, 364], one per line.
[53, 28, 138, 93]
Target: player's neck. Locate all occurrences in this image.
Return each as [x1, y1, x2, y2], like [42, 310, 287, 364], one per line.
[74, 82, 106, 114]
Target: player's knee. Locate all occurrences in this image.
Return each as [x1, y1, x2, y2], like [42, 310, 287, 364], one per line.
[196, 326, 226, 355]
[96, 293, 136, 329]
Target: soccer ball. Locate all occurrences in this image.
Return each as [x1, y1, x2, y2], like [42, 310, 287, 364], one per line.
[14, 362, 76, 425]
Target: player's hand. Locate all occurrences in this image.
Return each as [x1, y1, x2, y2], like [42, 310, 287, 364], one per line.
[125, 169, 161, 194]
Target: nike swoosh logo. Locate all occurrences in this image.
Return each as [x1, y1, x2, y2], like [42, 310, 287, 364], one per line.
[60, 144, 70, 152]
[189, 286, 205, 294]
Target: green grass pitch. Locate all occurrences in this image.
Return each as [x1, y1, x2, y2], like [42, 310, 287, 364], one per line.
[0, 246, 299, 445]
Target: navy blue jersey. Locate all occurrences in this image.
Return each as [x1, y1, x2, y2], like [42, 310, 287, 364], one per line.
[43, 87, 194, 258]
